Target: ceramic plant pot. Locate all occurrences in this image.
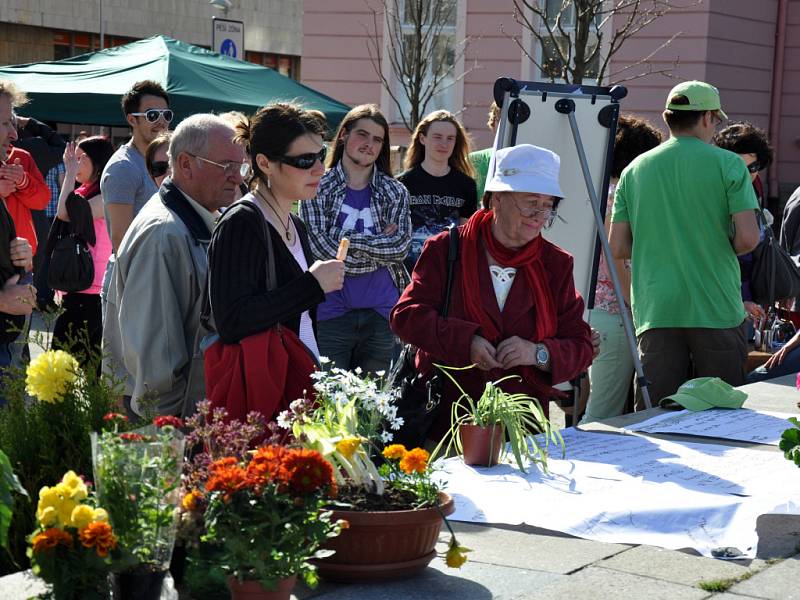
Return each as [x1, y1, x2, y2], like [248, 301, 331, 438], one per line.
[459, 423, 504, 467]
[314, 492, 455, 582]
[227, 574, 298, 600]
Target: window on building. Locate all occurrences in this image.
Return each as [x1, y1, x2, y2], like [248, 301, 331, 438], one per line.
[245, 51, 299, 80]
[54, 30, 134, 60]
[537, 0, 600, 82]
[393, 0, 458, 120]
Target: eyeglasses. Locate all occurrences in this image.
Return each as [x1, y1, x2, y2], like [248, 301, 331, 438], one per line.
[510, 196, 557, 223]
[130, 109, 174, 124]
[189, 154, 251, 179]
[150, 161, 169, 178]
[278, 147, 327, 170]
[746, 160, 763, 174]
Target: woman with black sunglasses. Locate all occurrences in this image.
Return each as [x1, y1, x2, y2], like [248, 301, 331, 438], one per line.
[204, 103, 344, 421]
[145, 131, 172, 187]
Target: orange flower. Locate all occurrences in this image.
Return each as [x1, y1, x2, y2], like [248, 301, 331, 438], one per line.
[182, 490, 203, 512]
[382, 444, 408, 461]
[206, 461, 250, 502]
[31, 527, 73, 553]
[278, 448, 334, 495]
[246, 446, 287, 487]
[399, 448, 429, 474]
[79, 522, 118, 557]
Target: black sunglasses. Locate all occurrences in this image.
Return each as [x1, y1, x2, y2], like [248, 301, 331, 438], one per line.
[278, 147, 327, 170]
[150, 161, 169, 178]
[131, 109, 174, 124]
[746, 161, 762, 174]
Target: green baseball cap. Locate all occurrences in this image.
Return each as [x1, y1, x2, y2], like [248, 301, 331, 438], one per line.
[659, 377, 747, 412]
[665, 80, 728, 119]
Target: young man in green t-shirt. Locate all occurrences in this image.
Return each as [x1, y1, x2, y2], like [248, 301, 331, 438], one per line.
[609, 81, 760, 405]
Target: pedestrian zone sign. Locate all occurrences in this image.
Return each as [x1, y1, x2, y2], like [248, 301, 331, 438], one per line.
[212, 18, 244, 60]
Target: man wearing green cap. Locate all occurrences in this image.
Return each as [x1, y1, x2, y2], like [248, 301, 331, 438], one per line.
[609, 80, 760, 405]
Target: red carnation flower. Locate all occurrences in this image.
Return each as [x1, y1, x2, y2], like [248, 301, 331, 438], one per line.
[154, 416, 183, 429]
[103, 412, 128, 422]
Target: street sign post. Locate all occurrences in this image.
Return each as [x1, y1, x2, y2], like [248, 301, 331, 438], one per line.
[212, 17, 245, 60]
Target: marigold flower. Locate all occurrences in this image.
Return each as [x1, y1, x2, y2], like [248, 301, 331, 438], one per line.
[399, 448, 429, 474]
[335, 437, 361, 459]
[119, 433, 145, 442]
[103, 412, 128, 422]
[445, 537, 471, 568]
[154, 415, 183, 429]
[206, 459, 250, 501]
[31, 528, 73, 553]
[279, 448, 334, 495]
[246, 446, 287, 486]
[79, 521, 118, 557]
[70, 504, 95, 529]
[60, 471, 88, 501]
[382, 444, 408, 461]
[36, 480, 81, 528]
[182, 490, 203, 512]
[25, 350, 80, 403]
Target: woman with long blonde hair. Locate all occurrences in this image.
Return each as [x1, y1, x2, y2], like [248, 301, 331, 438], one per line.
[399, 110, 477, 271]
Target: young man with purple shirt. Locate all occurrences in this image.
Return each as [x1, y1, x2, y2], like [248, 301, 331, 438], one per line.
[301, 104, 411, 374]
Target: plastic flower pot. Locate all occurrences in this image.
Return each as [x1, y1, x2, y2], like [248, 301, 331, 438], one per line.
[227, 574, 298, 600]
[459, 423, 504, 467]
[110, 565, 168, 600]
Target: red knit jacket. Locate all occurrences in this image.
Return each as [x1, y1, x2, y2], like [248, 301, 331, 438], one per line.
[2, 147, 49, 254]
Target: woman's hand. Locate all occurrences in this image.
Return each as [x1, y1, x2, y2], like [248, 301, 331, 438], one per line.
[744, 301, 766, 321]
[591, 328, 601, 359]
[764, 329, 800, 370]
[62, 142, 79, 176]
[496, 336, 538, 370]
[9, 237, 32, 271]
[309, 259, 345, 293]
[470, 335, 502, 371]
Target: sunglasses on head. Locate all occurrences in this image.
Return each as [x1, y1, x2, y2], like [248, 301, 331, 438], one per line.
[131, 109, 174, 124]
[746, 160, 763, 174]
[150, 161, 169, 178]
[278, 147, 327, 170]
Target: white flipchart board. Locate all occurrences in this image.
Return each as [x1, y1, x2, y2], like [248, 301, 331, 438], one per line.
[492, 79, 622, 318]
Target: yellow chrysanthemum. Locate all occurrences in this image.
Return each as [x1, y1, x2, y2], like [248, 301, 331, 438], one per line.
[382, 444, 407, 461]
[92, 508, 109, 523]
[36, 486, 62, 527]
[445, 537, 471, 568]
[25, 350, 80, 403]
[70, 504, 95, 529]
[335, 437, 361, 459]
[60, 471, 88, 501]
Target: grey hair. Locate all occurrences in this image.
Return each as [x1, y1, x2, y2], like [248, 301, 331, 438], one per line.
[168, 113, 234, 170]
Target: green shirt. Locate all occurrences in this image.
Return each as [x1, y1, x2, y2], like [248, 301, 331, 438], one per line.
[468, 147, 493, 200]
[611, 136, 758, 335]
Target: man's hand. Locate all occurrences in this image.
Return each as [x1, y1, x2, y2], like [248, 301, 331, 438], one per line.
[9, 238, 33, 271]
[470, 335, 502, 371]
[0, 178, 16, 197]
[744, 301, 766, 321]
[0, 274, 36, 316]
[0, 159, 25, 186]
[382, 222, 398, 235]
[496, 336, 538, 370]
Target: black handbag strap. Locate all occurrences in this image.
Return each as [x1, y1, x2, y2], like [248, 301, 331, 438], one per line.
[441, 224, 460, 318]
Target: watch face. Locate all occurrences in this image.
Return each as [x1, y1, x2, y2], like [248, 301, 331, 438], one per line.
[536, 345, 549, 365]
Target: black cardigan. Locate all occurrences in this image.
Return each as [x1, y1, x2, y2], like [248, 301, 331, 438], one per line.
[207, 200, 326, 344]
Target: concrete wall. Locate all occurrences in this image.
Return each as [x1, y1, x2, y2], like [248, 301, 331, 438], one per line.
[0, 0, 301, 59]
[0, 22, 54, 64]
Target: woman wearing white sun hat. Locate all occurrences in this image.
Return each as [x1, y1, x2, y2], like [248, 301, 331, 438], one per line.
[391, 143, 594, 443]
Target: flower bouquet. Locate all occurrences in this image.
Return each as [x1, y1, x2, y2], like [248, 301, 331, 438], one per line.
[198, 445, 343, 599]
[91, 415, 185, 600]
[280, 366, 468, 581]
[27, 470, 119, 600]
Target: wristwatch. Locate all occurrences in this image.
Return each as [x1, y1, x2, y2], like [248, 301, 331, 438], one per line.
[535, 343, 550, 369]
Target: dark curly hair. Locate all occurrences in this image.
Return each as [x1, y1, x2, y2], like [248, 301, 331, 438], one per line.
[612, 114, 663, 178]
[713, 121, 774, 171]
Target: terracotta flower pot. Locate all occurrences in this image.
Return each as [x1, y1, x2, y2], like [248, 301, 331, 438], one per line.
[314, 492, 454, 582]
[460, 423, 504, 466]
[227, 574, 298, 600]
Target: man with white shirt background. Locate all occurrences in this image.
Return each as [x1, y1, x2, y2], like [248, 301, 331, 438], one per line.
[301, 104, 411, 374]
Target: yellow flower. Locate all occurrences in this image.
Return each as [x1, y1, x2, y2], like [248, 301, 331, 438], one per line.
[182, 490, 203, 512]
[36, 486, 61, 527]
[92, 508, 109, 523]
[60, 471, 88, 501]
[399, 448, 429, 474]
[445, 537, 471, 568]
[25, 350, 80, 403]
[335, 437, 361, 459]
[382, 444, 407, 461]
[70, 504, 95, 529]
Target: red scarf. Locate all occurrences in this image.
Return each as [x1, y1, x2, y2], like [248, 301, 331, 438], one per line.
[75, 180, 100, 200]
[460, 209, 557, 344]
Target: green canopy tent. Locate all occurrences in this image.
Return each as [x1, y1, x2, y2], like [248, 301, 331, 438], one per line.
[0, 35, 350, 130]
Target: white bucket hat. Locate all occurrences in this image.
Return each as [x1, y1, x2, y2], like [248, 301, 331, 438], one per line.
[485, 144, 564, 198]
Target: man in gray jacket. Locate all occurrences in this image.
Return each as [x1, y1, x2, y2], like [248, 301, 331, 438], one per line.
[103, 113, 247, 418]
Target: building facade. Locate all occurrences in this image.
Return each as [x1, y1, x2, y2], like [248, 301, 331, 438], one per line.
[0, 0, 302, 78]
[302, 0, 799, 201]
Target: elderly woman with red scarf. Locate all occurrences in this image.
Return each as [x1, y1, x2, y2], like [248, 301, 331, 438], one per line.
[390, 144, 593, 441]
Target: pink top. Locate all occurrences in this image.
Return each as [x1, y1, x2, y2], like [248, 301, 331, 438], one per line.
[83, 217, 112, 295]
[593, 186, 630, 314]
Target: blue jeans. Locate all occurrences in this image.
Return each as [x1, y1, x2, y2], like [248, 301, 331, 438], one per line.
[316, 309, 395, 375]
[747, 345, 800, 383]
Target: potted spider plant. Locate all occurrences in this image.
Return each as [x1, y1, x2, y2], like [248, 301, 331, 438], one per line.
[431, 366, 564, 472]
